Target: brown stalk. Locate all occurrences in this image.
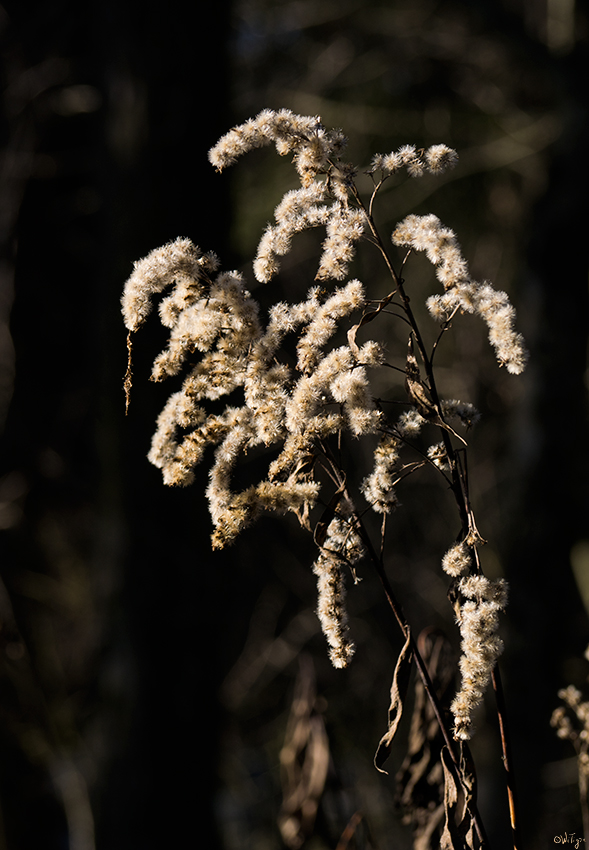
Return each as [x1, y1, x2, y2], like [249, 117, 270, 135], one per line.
[335, 810, 364, 850]
[349, 177, 522, 846]
[357, 514, 491, 850]
[351, 182, 469, 529]
[491, 666, 520, 850]
[318, 443, 490, 847]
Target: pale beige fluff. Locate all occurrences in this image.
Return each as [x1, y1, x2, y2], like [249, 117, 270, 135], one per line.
[208, 109, 346, 185]
[360, 434, 401, 514]
[370, 143, 458, 177]
[121, 229, 378, 558]
[124, 109, 527, 679]
[312, 513, 364, 668]
[296, 280, 365, 373]
[451, 575, 508, 740]
[253, 183, 330, 283]
[121, 238, 216, 332]
[315, 206, 366, 282]
[441, 541, 472, 577]
[393, 214, 528, 374]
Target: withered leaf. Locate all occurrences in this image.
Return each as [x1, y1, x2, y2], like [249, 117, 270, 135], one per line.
[440, 745, 461, 850]
[395, 629, 455, 849]
[278, 656, 330, 849]
[440, 745, 476, 850]
[347, 291, 395, 358]
[405, 335, 438, 420]
[374, 629, 413, 773]
[404, 335, 467, 445]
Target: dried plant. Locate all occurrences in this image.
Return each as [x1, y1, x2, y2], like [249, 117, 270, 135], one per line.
[551, 646, 589, 842]
[278, 655, 330, 848]
[122, 109, 527, 848]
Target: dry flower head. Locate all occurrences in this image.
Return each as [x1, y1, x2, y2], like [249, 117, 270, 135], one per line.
[122, 107, 525, 734]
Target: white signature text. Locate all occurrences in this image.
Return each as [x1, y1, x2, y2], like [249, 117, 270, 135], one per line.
[554, 835, 586, 848]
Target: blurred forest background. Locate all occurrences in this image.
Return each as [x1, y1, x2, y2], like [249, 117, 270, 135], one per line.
[0, 0, 588, 847]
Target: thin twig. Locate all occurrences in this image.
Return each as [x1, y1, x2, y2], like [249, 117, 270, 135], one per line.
[351, 184, 523, 847]
[124, 331, 134, 415]
[491, 666, 520, 850]
[336, 810, 364, 850]
[317, 440, 490, 847]
[357, 514, 491, 850]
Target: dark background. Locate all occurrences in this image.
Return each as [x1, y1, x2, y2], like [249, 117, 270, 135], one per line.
[0, 0, 588, 847]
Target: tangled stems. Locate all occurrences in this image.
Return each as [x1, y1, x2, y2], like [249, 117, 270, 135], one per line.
[354, 183, 519, 848]
[364, 525, 491, 849]
[322, 443, 490, 847]
[122, 110, 527, 850]
[328, 167, 515, 844]
[351, 180, 470, 531]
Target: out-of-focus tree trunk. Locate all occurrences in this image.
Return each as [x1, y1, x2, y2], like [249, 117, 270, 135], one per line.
[0, 2, 232, 847]
[504, 36, 589, 840]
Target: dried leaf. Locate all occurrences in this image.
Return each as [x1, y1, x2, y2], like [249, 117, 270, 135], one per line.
[440, 746, 461, 850]
[404, 335, 468, 445]
[347, 290, 395, 358]
[405, 335, 437, 420]
[395, 629, 455, 849]
[124, 331, 134, 414]
[440, 745, 476, 850]
[414, 804, 445, 850]
[374, 629, 413, 773]
[278, 656, 330, 848]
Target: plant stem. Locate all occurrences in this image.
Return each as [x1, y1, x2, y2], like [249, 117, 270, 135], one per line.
[491, 666, 520, 850]
[356, 517, 491, 849]
[319, 433, 492, 846]
[352, 182, 470, 531]
[349, 174, 522, 848]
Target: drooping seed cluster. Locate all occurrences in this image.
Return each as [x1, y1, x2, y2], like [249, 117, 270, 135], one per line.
[360, 433, 401, 514]
[121, 238, 220, 334]
[208, 108, 346, 186]
[450, 574, 509, 740]
[123, 110, 526, 675]
[312, 508, 365, 668]
[122, 238, 382, 554]
[253, 182, 367, 284]
[370, 143, 458, 177]
[392, 214, 528, 375]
